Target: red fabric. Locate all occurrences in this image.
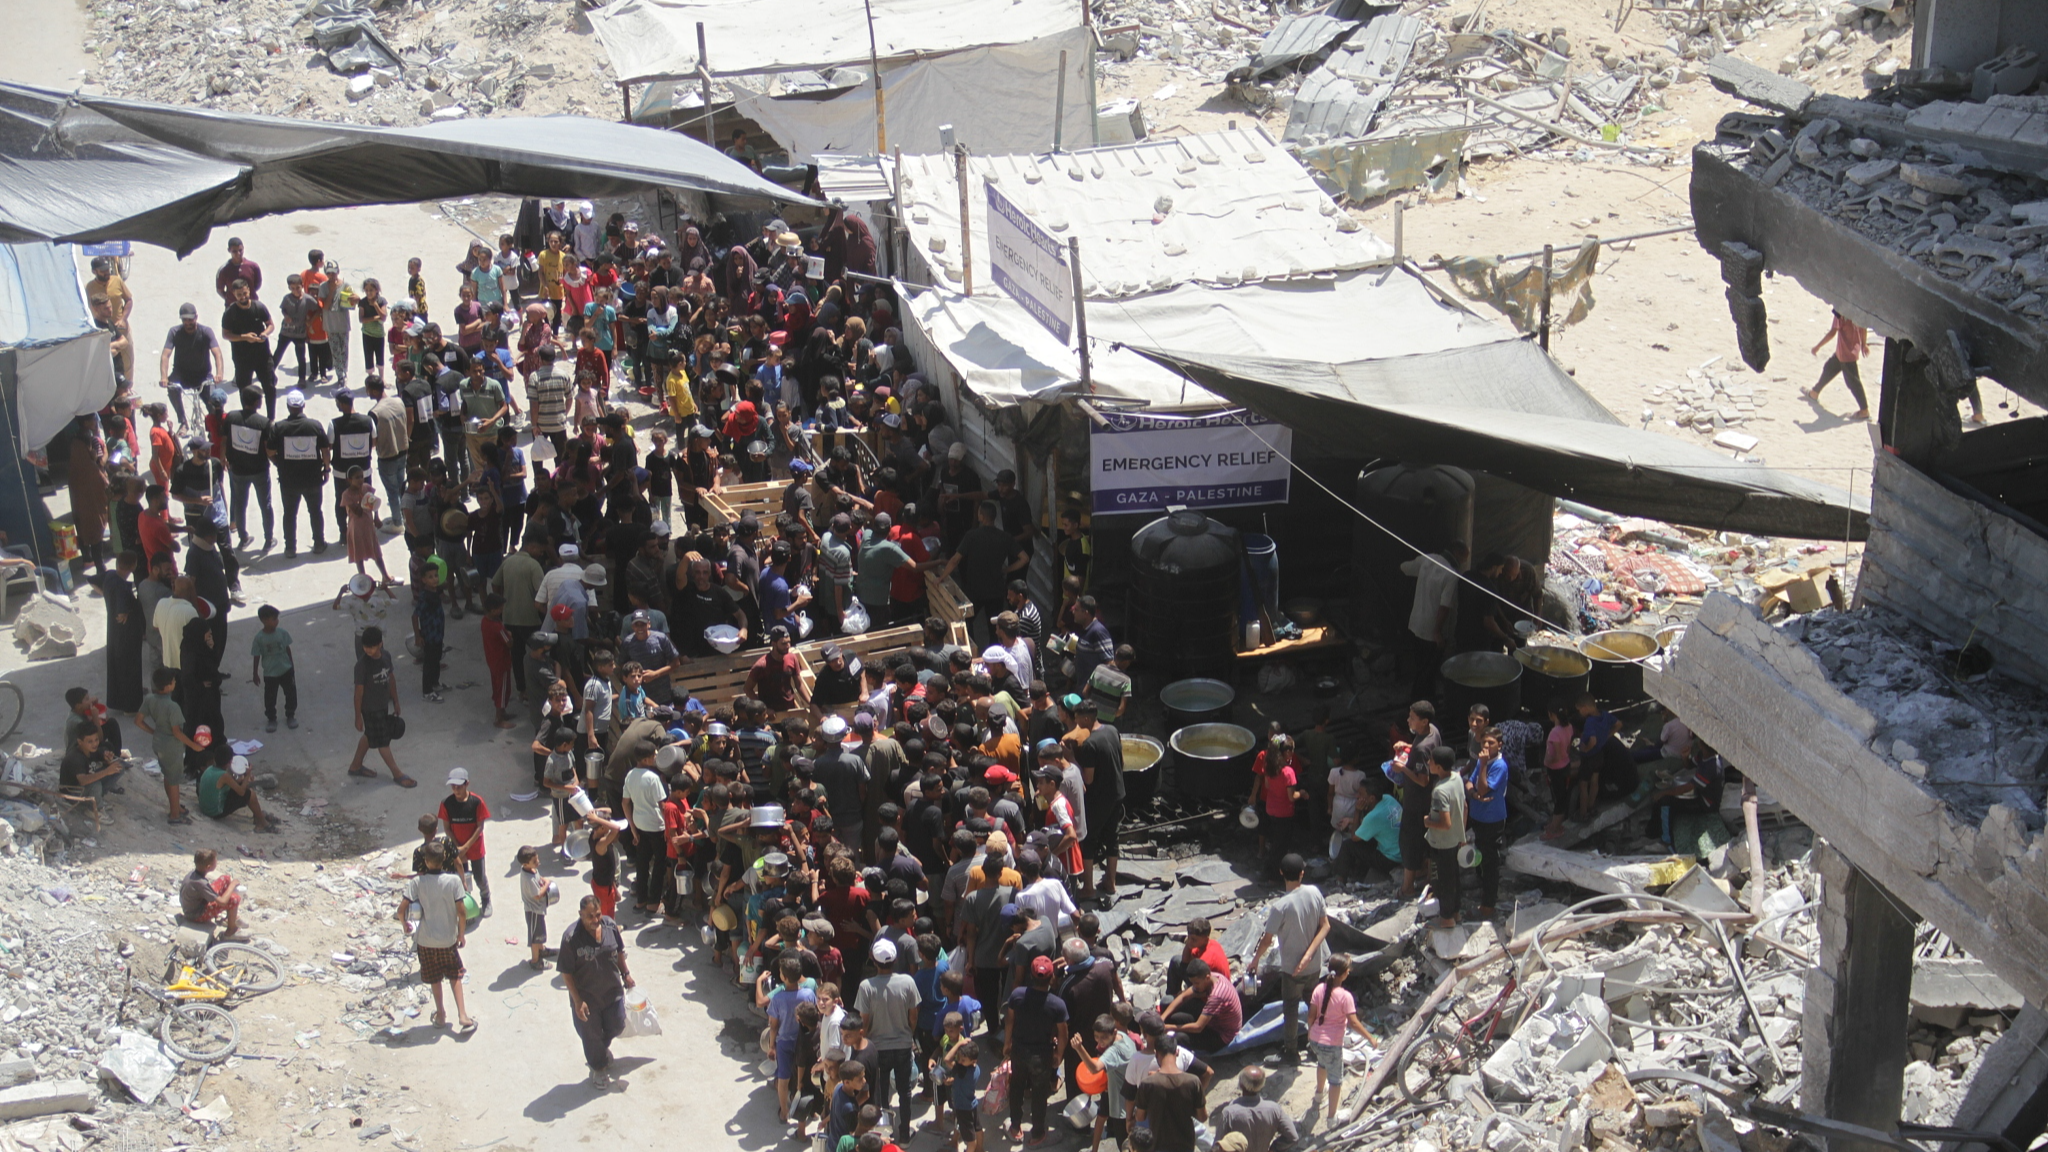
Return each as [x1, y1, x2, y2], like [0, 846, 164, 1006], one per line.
[149, 426, 176, 485]
[138, 510, 178, 568]
[889, 525, 928, 604]
[481, 616, 511, 673]
[661, 796, 691, 859]
[1592, 541, 1706, 596]
[1253, 751, 1299, 818]
[592, 882, 618, 918]
[439, 794, 491, 860]
[1183, 936, 1230, 978]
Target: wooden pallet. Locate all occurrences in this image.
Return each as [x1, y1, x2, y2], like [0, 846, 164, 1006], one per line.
[671, 622, 928, 713]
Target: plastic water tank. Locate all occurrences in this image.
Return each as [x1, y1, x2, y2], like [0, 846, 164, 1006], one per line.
[1130, 510, 1242, 677]
[1354, 462, 1475, 639]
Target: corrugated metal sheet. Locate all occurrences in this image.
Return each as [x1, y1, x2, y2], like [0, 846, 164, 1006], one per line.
[1280, 13, 1425, 144]
[815, 152, 896, 204]
[1249, 15, 1358, 78]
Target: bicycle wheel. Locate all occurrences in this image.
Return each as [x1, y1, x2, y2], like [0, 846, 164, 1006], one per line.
[202, 943, 286, 994]
[1396, 1030, 1478, 1104]
[160, 1003, 239, 1062]
[0, 680, 23, 745]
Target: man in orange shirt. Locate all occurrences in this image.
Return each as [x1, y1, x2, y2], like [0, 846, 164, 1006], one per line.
[1803, 309, 1870, 421]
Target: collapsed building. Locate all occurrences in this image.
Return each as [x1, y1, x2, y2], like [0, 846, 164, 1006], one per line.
[1660, 3, 2048, 1148]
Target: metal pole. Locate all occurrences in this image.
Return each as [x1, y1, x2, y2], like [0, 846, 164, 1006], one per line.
[695, 23, 715, 147]
[1053, 49, 1069, 153]
[956, 145, 974, 295]
[892, 144, 905, 276]
[619, 82, 633, 123]
[1069, 236, 1090, 390]
[863, 0, 887, 153]
[1393, 201, 1404, 263]
[1539, 242, 1554, 350]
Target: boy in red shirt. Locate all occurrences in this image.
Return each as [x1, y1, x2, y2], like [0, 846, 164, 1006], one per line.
[481, 592, 516, 729]
[439, 768, 492, 915]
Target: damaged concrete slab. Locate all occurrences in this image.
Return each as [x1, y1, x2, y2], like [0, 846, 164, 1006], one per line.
[1645, 591, 2048, 1007]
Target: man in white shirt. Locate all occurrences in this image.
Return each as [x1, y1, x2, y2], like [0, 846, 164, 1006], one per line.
[1398, 542, 1468, 700]
[620, 746, 669, 915]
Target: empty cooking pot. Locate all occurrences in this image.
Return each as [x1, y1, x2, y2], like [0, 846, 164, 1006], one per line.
[1160, 678, 1235, 735]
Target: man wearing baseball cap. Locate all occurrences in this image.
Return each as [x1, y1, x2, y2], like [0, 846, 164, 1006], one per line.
[196, 753, 279, 832]
[853, 937, 921, 1126]
[810, 715, 868, 849]
[439, 767, 492, 916]
[1002, 949, 1071, 1145]
[268, 389, 332, 558]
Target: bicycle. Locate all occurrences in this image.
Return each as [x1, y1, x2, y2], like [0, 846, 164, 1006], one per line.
[0, 676, 23, 746]
[134, 942, 287, 1062]
[1393, 970, 1523, 1103]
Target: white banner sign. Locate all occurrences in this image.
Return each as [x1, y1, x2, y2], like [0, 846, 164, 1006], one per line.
[1090, 410, 1292, 514]
[985, 180, 1073, 345]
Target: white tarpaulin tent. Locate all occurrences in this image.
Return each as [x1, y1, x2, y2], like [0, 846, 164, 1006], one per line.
[731, 27, 1097, 163]
[905, 266, 1517, 412]
[895, 127, 1391, 299]
[590, 0, 1082, 82]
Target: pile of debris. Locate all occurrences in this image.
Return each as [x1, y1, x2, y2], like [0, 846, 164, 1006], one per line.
[83, 0, 616, 126]
[1707, 103, 2048, 321]
[1542, 506, 1853, 635]
[1792, 605, 2048, 824]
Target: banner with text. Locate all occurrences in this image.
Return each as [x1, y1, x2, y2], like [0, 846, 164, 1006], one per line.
[1090, 410, 1292, 514]
[985, 179, 1074, 345]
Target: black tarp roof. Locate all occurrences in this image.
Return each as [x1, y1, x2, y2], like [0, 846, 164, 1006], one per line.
[1131, 343, 1871, 540]
[0, 81, 813, 256]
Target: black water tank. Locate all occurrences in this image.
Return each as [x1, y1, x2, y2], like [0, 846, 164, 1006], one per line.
[1129, 510, 1241, 678]
[1354, 463, 1474, 640]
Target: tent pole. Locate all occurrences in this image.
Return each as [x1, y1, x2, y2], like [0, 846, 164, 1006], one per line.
[1070, 236, 1091, 391]
[892, 145, 906, 275]
[696, 24, 715, 147]
[1539, 242, 1554, 350]
[1053, 49, 1068, 152]
[957, 145, 974, 295]
[619, 82, 632, 123]
[863, 0, 887, 152]
[1393, 200, 1404, 263]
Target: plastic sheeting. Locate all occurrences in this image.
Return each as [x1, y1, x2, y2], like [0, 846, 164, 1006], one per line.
[0, 81, 813, 256]
[1126, 345, 1871, 539]
[731, 27, 1097, 163]
[590, 0, 1081, 83]
[896, 126, 1391, 299]
[0, 242, 115, 453]
[906, 265, 1511, 411]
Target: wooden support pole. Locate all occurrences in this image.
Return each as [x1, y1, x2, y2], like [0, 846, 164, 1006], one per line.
[696, 23, 714, 147]
[956, 145, 973, 295]
[863, 0, 887, 153]
[619, 82, 633, 123]
[1053, 49, 1069, 152]
[1070, 236, 1090, 390]
[1539, 242, 1554, 350]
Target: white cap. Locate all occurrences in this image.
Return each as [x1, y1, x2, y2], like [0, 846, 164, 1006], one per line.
[947, 441, 967, 460]
[819, 715, 848, 739]
[285, 389, 306, 408]
[447, 767, 470, 786]
[229, 755, 249, 777]
[558, 543, 581, 558]
[870, 938, 897, 964]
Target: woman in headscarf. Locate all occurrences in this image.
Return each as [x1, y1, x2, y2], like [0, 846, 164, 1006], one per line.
[718, 246, 760, 317]
[813, 284, 845, 334]
[68, 415, 110, 585]
[795, 327, 837, 414]
[674, 224, 712, 273]
[820, 201, 877, 284]
[104, 550, 146, 712]
[516, 302, 555, 377]
[781, 289, 813, 350]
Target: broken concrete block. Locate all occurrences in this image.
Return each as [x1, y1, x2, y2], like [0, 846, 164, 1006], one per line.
[346, 74, 375, 101]
[1725, 286, 1770, 371]
[0, 1060, 35, 1088]
[0, 1080, 96, 1121]
[1712, 430, 1761, 453]
[1900, 163, 1972, 196]
[1644, 1101, 1701, 1128]
[1845, 157, 1899, 186]
[1848, 137, 1881, 158]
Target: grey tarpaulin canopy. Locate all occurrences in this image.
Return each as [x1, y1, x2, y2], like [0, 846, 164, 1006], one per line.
[1130, 343, 1871, 540]
[2, 242, 112, 565]
[0, 81, 814, 256]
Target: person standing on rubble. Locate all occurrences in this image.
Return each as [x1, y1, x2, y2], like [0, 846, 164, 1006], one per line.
[1465, 728, 1510, 920]
[1803, 309, 1872, 421]
[1210, 1067, 1298, 1152]
[1385, 702, 1441, 901]
[1421, 747, 1466, 929]
[1249, 853, 1330, 1067]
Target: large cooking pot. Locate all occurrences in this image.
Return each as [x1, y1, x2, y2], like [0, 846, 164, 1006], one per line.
[1581, 629, 1661, 707]
[1167, 722, 1258, 799]
[1438, 651, 1523, 725]
[1121, 735, 1166, 807]
[1160, 678, 1235, 735]
[1515, 644, 1592, 714]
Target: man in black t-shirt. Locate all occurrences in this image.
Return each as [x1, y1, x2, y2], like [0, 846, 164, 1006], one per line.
[945, 501, 1024, 648]
[347, 626, 413, 786]
[223, 386, 275, 551]
[268, 391, 331, 557]
[673, 558, 745, 657]
[160, 304, 224, 429]
[220, 280, 278, 416]
[330, 391, 377, 528]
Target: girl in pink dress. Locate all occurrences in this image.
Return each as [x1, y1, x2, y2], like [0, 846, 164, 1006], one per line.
[341, 468, 393, 583]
